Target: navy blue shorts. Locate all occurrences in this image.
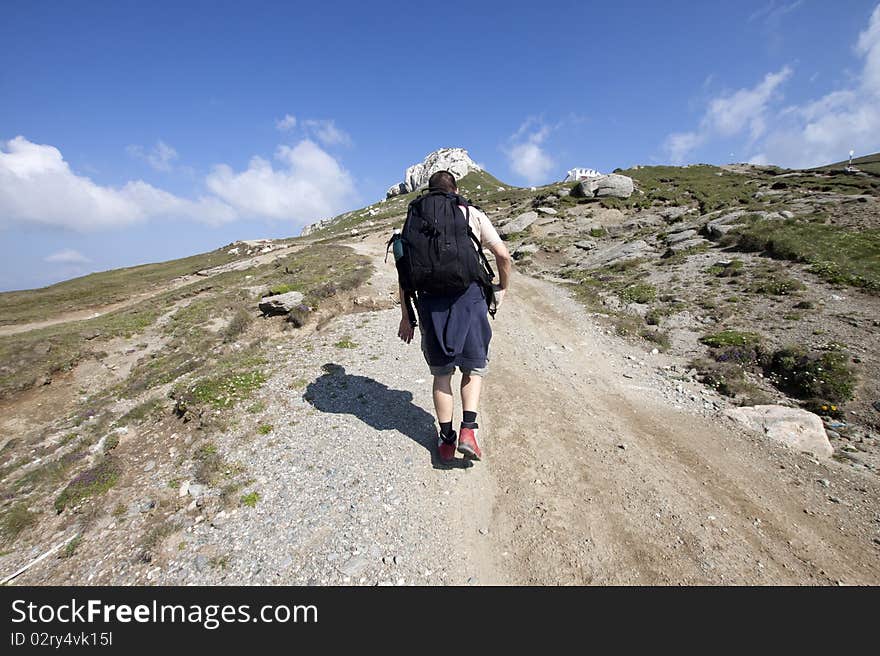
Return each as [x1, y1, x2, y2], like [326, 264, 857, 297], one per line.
[417, 282, 492, 377]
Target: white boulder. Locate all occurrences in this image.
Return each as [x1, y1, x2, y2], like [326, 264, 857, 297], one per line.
[571, 174, 634, 199]
[259, 291, 306, 316]
[725, 405, 833, 458]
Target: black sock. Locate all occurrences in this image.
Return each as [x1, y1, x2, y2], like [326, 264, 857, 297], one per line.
[462, 411, 477, 426]
[439, 422, 454, 441]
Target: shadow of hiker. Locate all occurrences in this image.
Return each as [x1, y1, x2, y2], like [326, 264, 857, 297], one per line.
[303, 363, 472, 469]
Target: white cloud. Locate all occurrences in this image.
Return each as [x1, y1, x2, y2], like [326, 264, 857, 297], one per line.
[275, 114, 297, 131]
[205, 139, 356, 223]
[667, 5, 880, 169]
[749, 0, 804, 24]
[301, 119, 352, 147]
[505, 118, 555, 184]
[664, 67, 791, 164]
[2, 120, 358, 233]
[0, 136, 236, 230]
[44, 248, 91, 264]
[127, 140, 179, 172]
[750, 4, 880, 167]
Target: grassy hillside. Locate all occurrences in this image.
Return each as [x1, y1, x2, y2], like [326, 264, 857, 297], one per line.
[0, 242, 287, 327]
[815, 151, 880, 175]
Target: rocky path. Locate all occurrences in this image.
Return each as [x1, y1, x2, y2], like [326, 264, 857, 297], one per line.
[158, 234, 879, 585]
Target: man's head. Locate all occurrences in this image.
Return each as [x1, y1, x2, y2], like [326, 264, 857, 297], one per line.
[428, 170, 457, 194]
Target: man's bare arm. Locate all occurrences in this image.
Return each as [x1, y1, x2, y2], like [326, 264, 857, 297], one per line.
[488, 241, 512, 290]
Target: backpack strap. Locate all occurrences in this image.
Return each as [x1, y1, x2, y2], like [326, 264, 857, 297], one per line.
[460, 203, 496, 280]
[458, 203, 498, 319]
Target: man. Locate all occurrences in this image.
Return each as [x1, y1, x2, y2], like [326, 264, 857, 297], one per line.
[396, 170, 512, 464]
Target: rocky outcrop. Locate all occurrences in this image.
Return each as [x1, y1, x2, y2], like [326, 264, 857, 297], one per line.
[571, 173, 634, 199]
[385, 148, 482, 198]
[300, 218, 331, 237]
[259, 291, 305, 316]
[725, 405, 833, 458]
[386, 183, 408, 198]
[575, 239, 656, 268]
[498, 211, 539, 237]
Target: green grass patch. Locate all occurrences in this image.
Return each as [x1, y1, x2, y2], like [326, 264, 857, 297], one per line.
[257, 424, 273, 435]
[699, 331, 763, 348]
[619, 283, 656, 304]
[240, 491, 260, 508]
[334, 337, 358, 349]
[732, 221, 880, 292]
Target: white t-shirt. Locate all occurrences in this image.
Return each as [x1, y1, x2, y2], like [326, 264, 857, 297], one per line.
[460, 204, 501, 249]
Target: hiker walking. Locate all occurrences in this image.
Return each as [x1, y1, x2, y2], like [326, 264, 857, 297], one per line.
[389, 170, 512, 463]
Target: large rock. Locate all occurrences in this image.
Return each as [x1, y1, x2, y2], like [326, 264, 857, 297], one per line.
[571, 174, 634, 199]
[577, 239, 655, 268]
[666, 229, 699, 245]
[513, 244, 539, 260]
[725, 405, 833, 458]
[258, 291, 305, 316]
[498, 211, 539, 237]
[385, 148, 482, 198]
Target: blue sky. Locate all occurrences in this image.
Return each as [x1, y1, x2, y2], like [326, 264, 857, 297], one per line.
[2, 0, 879, 291]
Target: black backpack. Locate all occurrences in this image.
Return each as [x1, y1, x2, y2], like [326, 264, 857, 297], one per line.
[388, 190, 496, 324]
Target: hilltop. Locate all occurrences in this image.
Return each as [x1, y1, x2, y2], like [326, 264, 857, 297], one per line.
[1, 150, 879, 585]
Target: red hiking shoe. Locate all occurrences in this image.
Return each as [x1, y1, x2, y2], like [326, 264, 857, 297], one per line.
[437, 431, 457, 464]
[457, 424, 482, 461]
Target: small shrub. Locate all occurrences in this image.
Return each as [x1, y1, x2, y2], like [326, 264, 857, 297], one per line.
[619, 283, 656, 304]
[0, 502, 38, 543]
[59, 535, 81, 559]
[766, 346, 856, 403]
[240, 491, 260, 508]
[334, 337, 358, 349]
[749, 274, 805, 296]
[286, 304, 312, 328]
[246, 401, 266, 414]
[103, 434, 120, 453]
[257, 424, 273, 435]
[54, 457, 121, 513]
[699, 331, 762, 349]
[640, 328, 670, 352]
[193, 442, 224, 485]
[645, 308, 663, 326]
[222, 308, 252, 343]
[707, 259, 745, 277]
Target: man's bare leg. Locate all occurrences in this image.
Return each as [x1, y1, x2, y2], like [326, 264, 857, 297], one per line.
[432, 374, 454, 424]
[458, 373, 484, 460]
[460, 373, 482, 414]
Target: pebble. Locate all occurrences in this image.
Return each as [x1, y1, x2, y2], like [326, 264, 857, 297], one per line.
[143, 461, 156, 472]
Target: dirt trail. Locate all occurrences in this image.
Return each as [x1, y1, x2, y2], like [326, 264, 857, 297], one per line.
[0, 243, 305, 338]
[351, 233, 880, 584]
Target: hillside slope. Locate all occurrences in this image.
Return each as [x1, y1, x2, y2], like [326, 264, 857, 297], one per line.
[1, 158, 879, 585]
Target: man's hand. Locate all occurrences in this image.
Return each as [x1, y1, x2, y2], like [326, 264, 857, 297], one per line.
[398, 317, 415, 343]
[494, 288, 506, 309]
